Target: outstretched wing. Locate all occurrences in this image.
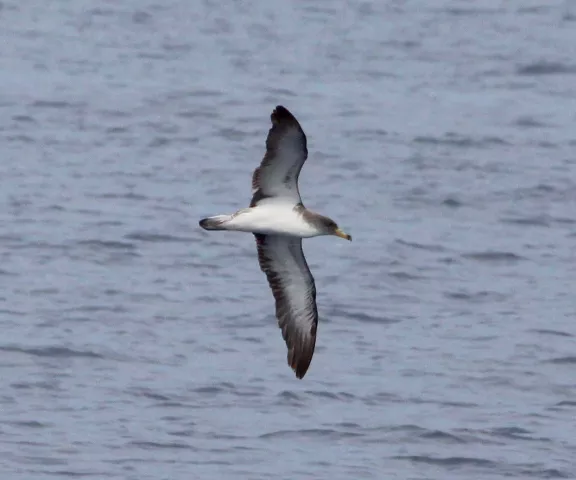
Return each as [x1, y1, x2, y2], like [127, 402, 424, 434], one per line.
[255, 233, 318, 379]
[250, 106, 308, 207]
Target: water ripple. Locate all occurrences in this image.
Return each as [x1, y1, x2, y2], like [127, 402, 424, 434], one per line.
[259, 429, 363, 440]
[462, 251, 526, 263]
[0, 345, 104, 359]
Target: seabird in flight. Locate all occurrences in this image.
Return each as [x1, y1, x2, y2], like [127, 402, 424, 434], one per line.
[199, 105, 351, 379]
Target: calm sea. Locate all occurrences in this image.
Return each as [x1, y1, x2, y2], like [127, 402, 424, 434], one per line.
[1, 1, 575, 479]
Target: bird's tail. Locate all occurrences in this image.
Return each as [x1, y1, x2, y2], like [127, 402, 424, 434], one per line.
[199, 215, 233, 231]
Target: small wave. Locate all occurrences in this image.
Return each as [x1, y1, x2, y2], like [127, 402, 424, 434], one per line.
[376, 394, 477, 408]
[511, 183, 558, 199]
[349, 127, 388, 141]
[347, 311, 399, 325]
[501, 215, 551, 227]
[128, 388, 171, 402]
[5, 420, 48, 428]
[191, 382, 239, 395]
[184, 89, 223, 98]
[519, 467, 571, 479]
[148, 136, 170, 148]
[76, 239, 136, 250]
[105, 126, 130, 134]
[94, 220, 124, 227]
[505, 215, 576, 227]
[11, 380, 59, 391]
[444, 7, 502, 15]
[516, 61, 576, 76]
[162, 42, 192, 53]
[275, 390, 304, 406]
[41, 470, 100, 477]
[388, 271, 425, 281]
[231, 335, 263, 345]
[265, 87, 297, 97]
[362, 391, 402, 405]
[514, 116, 550, 128]
[12, 240, 67, 252]
[157, 401, 191, 409]
[217, 127, 249, 141]
[0, 308, 25, 316]
[259, 428, 362, 440]
[413, 134, 508, 148]
[546, 356, 576, 365]
[168, 429, 195, 438]
[419, 429, 467, 444]
[68, 303, 127, 313]
[6, 134, 34, 143]
[555, 400, 576, 407]
[395, 239, 446, 252]
[303, 390, 355, 402]
[554, 216, 576, 225]
[0, 234, 24, 242]
[333, 422, 362, 429]
[444, 290, 507, 303]
[442, 197, 463, 208]
[0, 345, 104, 359]
[177, 109, 219, 119]
[125, 232, 194, 243]
[12, 114, 36, 123]
[129, 440, 195, 450]
[395, 455, 496, 468]
[276, 390, 301, 402]
[530, 329, 573, 337]
[92, 192, 148, 201]
[32, 99, 84, 109]
[489, 426, 540, 441]
[462, 251, 526, 263]
[22, 455, 68, 466]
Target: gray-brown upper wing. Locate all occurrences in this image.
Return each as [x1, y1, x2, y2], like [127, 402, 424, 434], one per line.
[250, 106, 308, 207]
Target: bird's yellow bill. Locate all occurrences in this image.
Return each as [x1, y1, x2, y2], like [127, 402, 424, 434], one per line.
[335, 229, 352, 241]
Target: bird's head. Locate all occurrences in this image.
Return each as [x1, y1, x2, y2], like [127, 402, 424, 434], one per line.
[321, 217, 352, 241]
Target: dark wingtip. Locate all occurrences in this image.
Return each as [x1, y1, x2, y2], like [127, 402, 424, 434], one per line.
[271, 105, 297, 124]
[290, 351, 313, 379]
[295, 369, 307, 380]
[294, 360, 312, 379]
[274, 105, 289, 114]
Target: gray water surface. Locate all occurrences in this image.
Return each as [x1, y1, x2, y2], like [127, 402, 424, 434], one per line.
[1, 1, 576, 479]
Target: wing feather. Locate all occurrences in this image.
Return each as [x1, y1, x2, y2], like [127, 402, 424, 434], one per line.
[250, 106, 308, 207]
[255, 234, 318, 379]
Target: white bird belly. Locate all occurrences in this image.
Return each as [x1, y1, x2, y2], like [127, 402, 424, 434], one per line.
[227, 205, 320, 238]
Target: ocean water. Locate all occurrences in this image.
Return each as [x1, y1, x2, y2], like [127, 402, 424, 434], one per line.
[1, 0, 575, 479]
